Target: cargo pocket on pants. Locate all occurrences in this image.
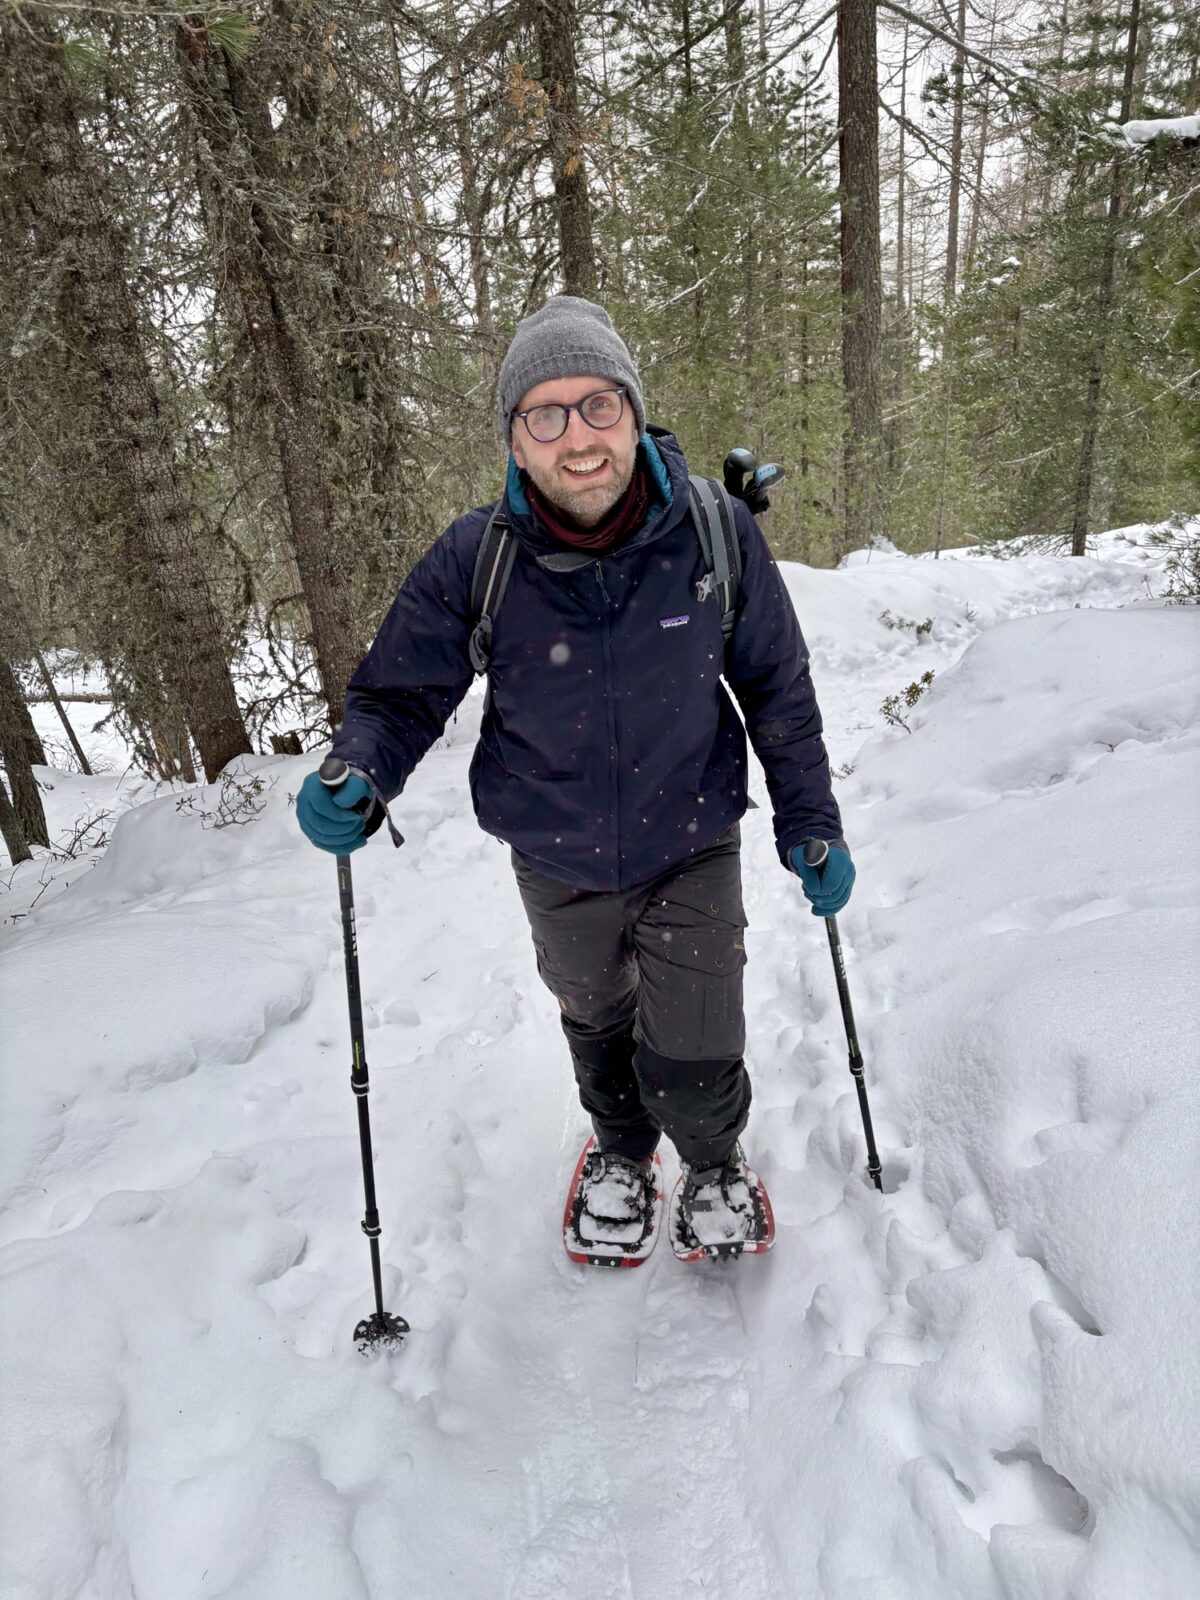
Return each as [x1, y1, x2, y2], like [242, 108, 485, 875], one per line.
[634, 907, 747, 1061]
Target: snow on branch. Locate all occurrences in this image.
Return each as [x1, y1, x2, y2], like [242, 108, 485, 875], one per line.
[1100, 114, 1200, 149]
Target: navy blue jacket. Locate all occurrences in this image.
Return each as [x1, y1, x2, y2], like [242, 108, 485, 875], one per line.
[330, 428, 843, 891]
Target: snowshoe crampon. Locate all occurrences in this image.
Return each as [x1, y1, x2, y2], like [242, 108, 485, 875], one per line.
[563, 1137, 664, 1268]
[669, 1149, 775, 1262]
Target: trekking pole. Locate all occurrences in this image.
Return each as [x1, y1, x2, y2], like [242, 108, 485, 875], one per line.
[802, 840, 883, 1193]
[319, 756, 409, 1355]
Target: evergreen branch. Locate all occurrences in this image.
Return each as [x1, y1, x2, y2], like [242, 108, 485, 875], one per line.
[1115, 367, 1200, 421]
[646, 252, 736, 313]
[1, 1, 248, 16]
[995, 443, 1063, 469]
[695, 7, 839, 114]
[626, 0, 837, 96]
[624, 0, 750, 92]
[800, 123, 840, 179]
[1162, 181, 1200, 220]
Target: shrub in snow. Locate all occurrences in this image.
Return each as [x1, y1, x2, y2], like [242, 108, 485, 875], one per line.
[880, 670, 936, 732]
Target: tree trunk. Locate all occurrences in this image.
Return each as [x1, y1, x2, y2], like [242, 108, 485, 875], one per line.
[963, 5, 997, 280]
[837, 0, 885, 558]
[888, 23, 910, 476]
[944, 0, 967, 300]
[799, 82, 812, 490]
[681, 0, 703, 332]
[896, 26, 907, 319]
[0, 773, 32, 865]
[964, 98, 989, 278]
[0, 559, 94, 776]
[535, 0, 597, 295]
[725, 1, 755, 402]
[152, 713, 198, 784]
[757, 0, 769, 119]
[175, 17, 362, 723]
[33, 650, 93, 775]
[0, 659, 48, 772]
[0, 12, 251, 781]
[0, 663, 50, 848]
[0, 564, 50, 793]
[935, 0, 968, 559]
[0, 655, 50, 848]
[1039, 0, 1072, 216]
[443, 8, 499, 392]
[1069, 0, 1141, 557]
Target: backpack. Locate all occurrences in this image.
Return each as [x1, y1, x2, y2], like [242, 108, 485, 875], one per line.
[468, 475, 742, 676]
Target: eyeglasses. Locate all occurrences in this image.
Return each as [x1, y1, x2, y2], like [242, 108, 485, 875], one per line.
[512, 386, 627, 445]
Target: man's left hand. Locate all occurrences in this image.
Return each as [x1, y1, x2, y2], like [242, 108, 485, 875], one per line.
[789, 840, 855, 917]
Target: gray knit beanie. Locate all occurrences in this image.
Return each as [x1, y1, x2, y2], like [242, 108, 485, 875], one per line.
[496, 295, 646, 450]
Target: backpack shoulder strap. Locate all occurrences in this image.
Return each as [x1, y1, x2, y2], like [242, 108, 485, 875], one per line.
[688, 474, 741, 643]
[469, 504, 518, 675]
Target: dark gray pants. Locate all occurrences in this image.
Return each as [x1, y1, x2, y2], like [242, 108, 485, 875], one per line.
[513, 826, 751, 1166]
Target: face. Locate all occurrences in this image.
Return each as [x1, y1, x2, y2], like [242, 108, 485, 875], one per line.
[510, 373, 639, 526]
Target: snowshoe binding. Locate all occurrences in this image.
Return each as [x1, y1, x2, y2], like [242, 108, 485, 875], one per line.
[669, 1144, 775, 1261]
[563, 1137, 664, 1268]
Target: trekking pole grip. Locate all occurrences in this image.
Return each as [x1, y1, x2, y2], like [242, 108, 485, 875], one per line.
[317, 755, 404, 848]
[318, 755, 350, 788]
[802, 837, 830, 872]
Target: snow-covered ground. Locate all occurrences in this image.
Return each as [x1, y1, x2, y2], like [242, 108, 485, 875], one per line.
[2, 525, 1198, 1600]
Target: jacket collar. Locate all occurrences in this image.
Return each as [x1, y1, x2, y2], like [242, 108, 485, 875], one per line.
[502, 427, 686, 556]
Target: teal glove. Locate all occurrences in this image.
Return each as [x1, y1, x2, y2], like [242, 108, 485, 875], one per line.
[789, 839, 855, 917]
[296, 769, 379, 854]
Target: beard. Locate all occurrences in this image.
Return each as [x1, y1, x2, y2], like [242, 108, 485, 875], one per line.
[521, 436, 639, 526]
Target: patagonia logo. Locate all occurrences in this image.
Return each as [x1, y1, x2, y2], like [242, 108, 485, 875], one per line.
[659, 614, 690, 629]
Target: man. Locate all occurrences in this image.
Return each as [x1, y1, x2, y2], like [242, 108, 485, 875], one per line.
[296, 296, 854, 1262]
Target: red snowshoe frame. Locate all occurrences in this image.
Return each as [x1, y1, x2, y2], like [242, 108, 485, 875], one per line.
[562, 1137, 665, 1269]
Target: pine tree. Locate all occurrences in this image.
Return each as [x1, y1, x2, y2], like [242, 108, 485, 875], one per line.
[837, 0, 885, 557]
[0, 8, 252, 779]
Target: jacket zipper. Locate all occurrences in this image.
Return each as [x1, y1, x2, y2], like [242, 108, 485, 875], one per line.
[595, 560, 620, 886]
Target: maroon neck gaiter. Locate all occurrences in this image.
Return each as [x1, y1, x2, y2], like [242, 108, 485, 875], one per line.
[526, 463, 650, 553]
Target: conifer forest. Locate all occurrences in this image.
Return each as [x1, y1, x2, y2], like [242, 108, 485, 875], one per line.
[1, 1, 1197, 845]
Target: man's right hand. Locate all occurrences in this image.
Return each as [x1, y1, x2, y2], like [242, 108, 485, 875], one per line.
[296, 769, 378, 854]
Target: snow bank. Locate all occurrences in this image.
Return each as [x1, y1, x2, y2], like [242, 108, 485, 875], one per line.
[823, 607, 1200, 1596]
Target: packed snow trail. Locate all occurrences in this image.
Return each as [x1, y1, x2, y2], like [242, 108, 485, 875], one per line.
[2, 526, 1198, 1600]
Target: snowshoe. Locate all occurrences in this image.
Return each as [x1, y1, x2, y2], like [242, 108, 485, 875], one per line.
[563, 1137, 664, 1268]
[669, 1145, 775, 1262]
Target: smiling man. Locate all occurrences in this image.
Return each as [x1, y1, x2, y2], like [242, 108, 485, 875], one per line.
[512, 376, 638, 524]
[296, 295, 854, 1264]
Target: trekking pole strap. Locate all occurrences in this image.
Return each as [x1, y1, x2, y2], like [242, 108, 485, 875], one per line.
[320, 756, 405, 848]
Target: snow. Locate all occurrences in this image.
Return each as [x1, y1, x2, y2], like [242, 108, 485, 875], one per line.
[1103, 113, 1200, 147]
[2, 521, 1198, 1599]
